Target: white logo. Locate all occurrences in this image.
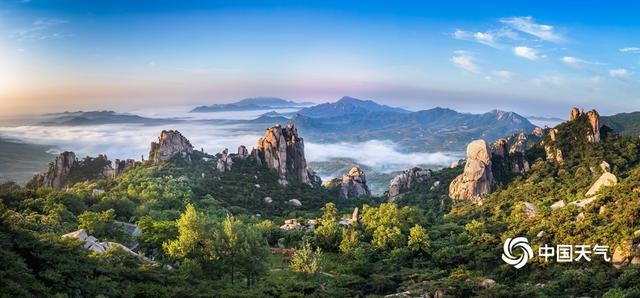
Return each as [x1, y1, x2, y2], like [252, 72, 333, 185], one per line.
[501, 237, 533, 269]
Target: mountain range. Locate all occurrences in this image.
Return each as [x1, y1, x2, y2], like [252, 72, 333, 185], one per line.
[39, 111, 180, 126]
[190, 97, 312, 113]
[289, 97, 537, 151]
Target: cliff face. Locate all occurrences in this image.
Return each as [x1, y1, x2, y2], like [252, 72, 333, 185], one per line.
[339, 166, 371, 199]
[149, 130, 193, 163]
[31, 151, 77, 189]
[449, 140, 494, 201]
[388, 167, 432, 201]
[491, 132, 531, 175]
[254, 124, 320, 186]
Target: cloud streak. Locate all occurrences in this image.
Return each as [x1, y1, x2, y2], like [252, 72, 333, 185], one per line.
[10, 18, 71, 42]
[501, 16, 564, 42]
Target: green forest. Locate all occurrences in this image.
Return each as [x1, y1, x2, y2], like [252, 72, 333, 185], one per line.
[2, 113, 640, 297]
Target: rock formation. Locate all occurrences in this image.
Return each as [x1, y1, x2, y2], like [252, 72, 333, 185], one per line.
[113, 158, 135, 177]
[31, 151, 77, 189]
[544, 145, 564, 164]
[63, 229, 139, 256]
[388, 167, 432, 201]
[568, 107, 601, 143]
[253, 124, 320, 186]
[585, 172, 618, 197]
[148, 130, 193, 163]
[586, 110, 601, 143]
[339, 166, 371, 199]
[491, 132, 530, 175]
[216, 149, 233, 172]
[237, 145, 249, 158]
[449, 140, 494, 201]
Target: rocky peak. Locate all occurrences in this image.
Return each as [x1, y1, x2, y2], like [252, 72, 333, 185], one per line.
[339, 166, 371, 199]
[113, 158, 135, 178]
[586, 109, 601, 143]
[491, 132, 530, 175]
[254, 124, 321, 186]
[567, 107, 601, 143]
[148, 130, 193, 163]
[237, 145, 249, 158]
[31, 151, 77, 189]
[216, 149, 233, 172]
[388, 167, 432, 201]
[449, 140, 494, 201]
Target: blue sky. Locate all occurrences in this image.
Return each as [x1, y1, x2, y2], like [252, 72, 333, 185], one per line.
[1, 0, 639, 116]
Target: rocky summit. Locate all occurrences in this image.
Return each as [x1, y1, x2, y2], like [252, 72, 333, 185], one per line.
[148, 130, 194, 163]
[30, 151, 77, 189]
[339, 166, 371, 199]
[388, 167, 432, 201]
[254, 124, 321, 186]
[569, 107, 601, 143]
[449, 139, 494, 201]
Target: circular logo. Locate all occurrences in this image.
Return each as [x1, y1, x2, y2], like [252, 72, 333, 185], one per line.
[501, 237, 533, 269]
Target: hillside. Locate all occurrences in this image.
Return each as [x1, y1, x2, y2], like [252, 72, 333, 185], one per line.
[0, 137, 55, 184]
[2, 108, 640, 296]
[601, 111, 640, 136]
[293, 105, 536, 151]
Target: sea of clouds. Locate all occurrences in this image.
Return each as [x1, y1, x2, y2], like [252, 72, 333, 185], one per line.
[0, 107, 462, 178]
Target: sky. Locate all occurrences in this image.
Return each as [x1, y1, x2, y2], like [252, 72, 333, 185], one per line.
[1, 0, 640, 117]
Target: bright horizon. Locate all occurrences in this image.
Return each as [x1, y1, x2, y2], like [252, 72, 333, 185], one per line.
[1, 1, 640, 117]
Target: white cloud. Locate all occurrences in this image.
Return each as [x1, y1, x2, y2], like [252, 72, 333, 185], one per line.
[560, 56, 603, 69]
[620, 47, 640, 53]
[501, 16, 564, 42]
[452, 29, 500, 48]
[532, 75, 567, 87]
[513, 46, 543, 60]
[609, 68, 631, 79]
[306, 140, 459, 174]
[453, 29, 470, 40]
[491, 70, 514, 79]
[451, 51, 479, 73]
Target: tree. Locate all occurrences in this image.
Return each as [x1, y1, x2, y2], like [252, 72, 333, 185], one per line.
[372, 226, 403, 251]
[215, 214, 241, 284]
[339, 227, 360, 254]
[315, 203, 341, 250]
[290, 240, 322, 276]
[214, 214, 269, 286]
[407, 224, 430, 252]
[163, 204, 211, 262]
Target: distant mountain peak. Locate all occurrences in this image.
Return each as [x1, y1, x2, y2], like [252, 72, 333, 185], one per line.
[190, 97, 310, 113]
[297, 96, 409, 118]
